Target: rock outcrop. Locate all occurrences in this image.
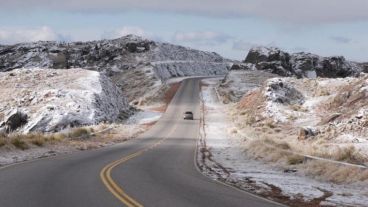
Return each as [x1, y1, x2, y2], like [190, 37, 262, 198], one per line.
[243, 47, 363, 78]
[264, 78, 305, 105]
[0, 109, 28, 133]
[359, 62, 368, 73]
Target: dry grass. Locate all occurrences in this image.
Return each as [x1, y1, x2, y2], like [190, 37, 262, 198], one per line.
[311, 145, 366, 165]
[304, 160, 368, 183]
[247, 138, 291, 163]
[30, 137, 46, 147]
[11, 138, 29, 150]
[0, 126, 93, 150]
[287, 154, 304, 165]
[0, 136, 6, 147]
[290, 104, 308, 112]
[264, 120, 277, 129]
[68, 127, 92, 139]
[246, 137, 368, 183]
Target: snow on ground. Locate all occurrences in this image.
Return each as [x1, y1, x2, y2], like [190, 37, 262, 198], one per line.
[126, 110, 162, 125]
[0, 68, 132, 133]
[198, 78, 368, 207]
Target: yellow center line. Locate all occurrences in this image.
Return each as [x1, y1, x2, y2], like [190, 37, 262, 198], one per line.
[100, 123, 178, 207]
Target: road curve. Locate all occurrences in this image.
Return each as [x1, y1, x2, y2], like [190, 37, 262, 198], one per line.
[0, 78, 283, 207]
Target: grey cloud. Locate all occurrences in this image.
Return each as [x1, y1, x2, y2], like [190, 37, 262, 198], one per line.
[330, 36, 352, 44]
[173, 31, 231, 46]
[0, 26, 67, 44]
[1, 0, 368, 24]
[232, 40, 255, 51]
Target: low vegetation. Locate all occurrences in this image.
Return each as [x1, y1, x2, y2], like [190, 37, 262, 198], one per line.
[68, 127, 92, 139]
[0, 134, 6, 147]
[11, 138, 29, 150]
[246, 137, 368, 184]
[0, 126, 95, 150]
[304, 160, 368, 184]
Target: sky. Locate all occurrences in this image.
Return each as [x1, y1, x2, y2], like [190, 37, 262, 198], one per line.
[0, 0, 367, 61]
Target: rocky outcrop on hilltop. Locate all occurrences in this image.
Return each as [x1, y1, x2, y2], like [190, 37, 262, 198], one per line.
[360, 62, 368, 73]
[243, 47, 363, 78]
[0, 68, 132, 133]
[0, 35, 230, 81]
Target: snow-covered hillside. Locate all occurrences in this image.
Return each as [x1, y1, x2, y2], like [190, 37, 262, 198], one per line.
[241, 46, 363, 78]
[200, 78, 368, 207]
[0, 35, 230, 82]
[228, 73, 368, 162]
[0, 68, 132, 133]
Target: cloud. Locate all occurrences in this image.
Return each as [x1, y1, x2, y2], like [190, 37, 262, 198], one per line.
[0, 26, 67, 44]
[1, 0, 368, 24]
[291, 47, 309, 53]
[173, 31, 231, 46]
[232, 40, 256, 51]
[101, 26, 147, 39]
[330, 36, 352, 44]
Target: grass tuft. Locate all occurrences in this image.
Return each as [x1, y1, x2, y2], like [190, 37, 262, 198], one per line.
[68, 127, 92, 139]
[31, 137, 45, 147]
[0, 138, 6, 147]
[11, 138, 29, 150]
[287, 155, 304, 165]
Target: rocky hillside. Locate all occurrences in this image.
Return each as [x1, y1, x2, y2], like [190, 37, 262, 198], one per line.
[0, 35, 230, 81]
[0, 68, 132, 133]
[234, 74, 368, 158]
[234, 46, 363, 78]
[0, 35, 230, 105]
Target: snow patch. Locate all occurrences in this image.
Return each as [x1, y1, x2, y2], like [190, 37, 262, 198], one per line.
[0, 68, 131, 133]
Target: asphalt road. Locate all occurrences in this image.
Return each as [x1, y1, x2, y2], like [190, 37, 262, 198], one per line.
[0, 78, 283, 207]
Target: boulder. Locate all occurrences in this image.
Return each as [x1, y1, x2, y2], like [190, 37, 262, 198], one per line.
[265, 79, 305, 105]
[126, 41, 154, 53]
[230, 63, 256, 70]
[298, 127, 319, 140]
[245, 47, 291, 76]
[2, 109, 28, 133]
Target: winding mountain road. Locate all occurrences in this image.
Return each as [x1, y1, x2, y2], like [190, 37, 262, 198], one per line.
[0, 78, 283, 207]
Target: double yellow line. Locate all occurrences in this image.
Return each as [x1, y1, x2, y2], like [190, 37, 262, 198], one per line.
[100, 124, 177, 207]
[100, 150, 144, 207]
